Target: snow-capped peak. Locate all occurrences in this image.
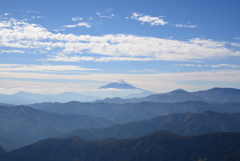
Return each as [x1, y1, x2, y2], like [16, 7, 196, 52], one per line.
[116, 79, 127, 84]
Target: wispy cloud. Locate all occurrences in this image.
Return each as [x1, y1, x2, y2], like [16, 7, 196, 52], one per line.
[0, 64, 101, 72]
[173, 24, 198, 28]
[130, 12, 168, 26]
[211, 64, 240, 68]
[19, 10, 39, 14]
[1, 50, 25, 53]
[62, 22, 91, 28]
[96, 8, 115, 18]
[71, 17, 83, 21]
[0, 69, 240, 93]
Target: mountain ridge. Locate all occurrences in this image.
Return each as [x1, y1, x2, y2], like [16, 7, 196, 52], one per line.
[60, 110, 240, 140]
[0, 105, 113, 151]
[1, 130, 240, 161]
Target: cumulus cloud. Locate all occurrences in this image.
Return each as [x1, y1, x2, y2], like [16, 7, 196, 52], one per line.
[131, 12, 168, 26]
[0, 18, 240, 62]
[4, 13, 9, 16]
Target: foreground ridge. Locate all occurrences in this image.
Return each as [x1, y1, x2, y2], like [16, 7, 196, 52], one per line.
[1, 131, 240, 161]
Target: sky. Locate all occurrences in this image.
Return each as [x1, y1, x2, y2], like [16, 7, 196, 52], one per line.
[0, 0, 240, 95]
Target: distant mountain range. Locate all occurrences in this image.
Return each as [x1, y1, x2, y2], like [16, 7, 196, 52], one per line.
[0, 91, 100, 105]
[61, 110, 240, 140]
[30, 101, 240, 124]
[0, 84, 240, 104]
[0, 105, 113, 151]
[1, 130, 240, 161]
[96, 87, 240, 103]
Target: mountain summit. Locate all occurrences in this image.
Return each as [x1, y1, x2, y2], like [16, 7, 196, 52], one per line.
[99, 80, 140, 90]
[116, 79, 127, 84]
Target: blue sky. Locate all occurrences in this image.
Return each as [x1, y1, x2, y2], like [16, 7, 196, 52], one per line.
[0, 0, 240, 94]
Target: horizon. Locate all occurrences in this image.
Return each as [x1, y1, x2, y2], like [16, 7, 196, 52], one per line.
[0, 0, 240, 94]
[3, 85, 239, 96]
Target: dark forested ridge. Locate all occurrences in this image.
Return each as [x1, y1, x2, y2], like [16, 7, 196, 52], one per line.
[0, 105, 113, 151]
[30, 101, 240, 124]
[61, 111, 240, 140]
[1, 131, 240, 161]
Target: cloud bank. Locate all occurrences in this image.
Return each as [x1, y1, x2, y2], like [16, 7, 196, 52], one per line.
[0, 18, 239, 63]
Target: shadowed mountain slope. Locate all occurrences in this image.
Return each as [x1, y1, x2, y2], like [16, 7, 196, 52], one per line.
[0, 105, 113, 151]
[1, 131, 240, 161]
[61, 111, 240, 140]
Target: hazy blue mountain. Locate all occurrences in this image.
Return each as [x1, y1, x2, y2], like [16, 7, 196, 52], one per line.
[0, 91, 99, 105]
[1, 87, 240, 105]
[95, 87, 240, 104]
[123, 90, 155, 99]
[0, 103, 14, 106]
[2, 131, 240, 161]
[30, 101, 240, 124]
[99, 79, 140, 89]
[0, 105, 113, 151]
[192, 87, 240, 103]
[95, 89, 204, 103]
[61, 111, 240, 140]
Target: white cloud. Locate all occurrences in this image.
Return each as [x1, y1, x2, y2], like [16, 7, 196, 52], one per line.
[178, 64, 196, 67]
[173, 24, 198, 28]
[87, 17, 93, 21]
[62, 24, 77, 28]
[4, 13, 9, 16]
[231, 43, 240, 47]
[19, 10, 39, 14]
[0, 18, 240, 62]
[1, 50, 25, 53]
[131, 12, 168, 26]
[96, 11, 101, 16]
[72, 17, 83, 21]
[62, 22, 91, 28]
[234, 37, 240, 40]
[0, 64, 100, 72]
[77, 22, 91, 28]
[211, 64, 240, 68]
[0, 69, 240, 93]
[96, 8, 115, 18]
[0, 20, 12, 27]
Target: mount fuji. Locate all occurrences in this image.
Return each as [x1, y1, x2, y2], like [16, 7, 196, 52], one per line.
[98, 80, 141, 90]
